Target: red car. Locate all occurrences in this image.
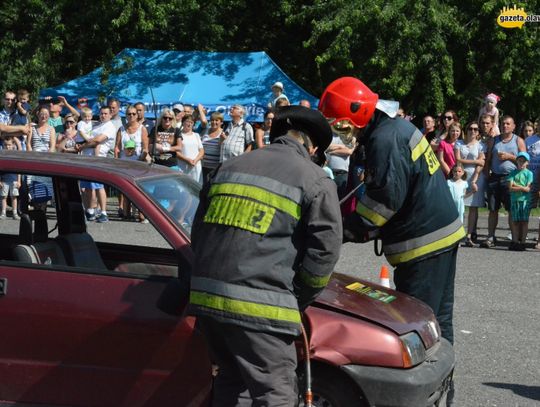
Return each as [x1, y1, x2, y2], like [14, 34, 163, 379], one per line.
[0, 151, 454, 407]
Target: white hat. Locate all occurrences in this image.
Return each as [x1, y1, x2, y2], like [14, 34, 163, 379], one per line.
[172, 103, 184, 112]
[271, 81, 284, 90]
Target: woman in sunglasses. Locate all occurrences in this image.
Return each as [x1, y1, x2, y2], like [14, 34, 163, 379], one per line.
[148, 108, 183, 170]
[57, 113, 79, 153]
[455, 121, 486, 246]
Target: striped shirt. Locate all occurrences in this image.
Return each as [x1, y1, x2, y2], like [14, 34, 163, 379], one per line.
[202, 131, 222, 170]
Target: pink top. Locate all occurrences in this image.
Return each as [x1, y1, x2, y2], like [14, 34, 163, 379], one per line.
[438, 140, 456, 176]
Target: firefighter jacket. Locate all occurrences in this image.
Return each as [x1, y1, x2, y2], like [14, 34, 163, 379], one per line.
[351, 111, 465, 266]
[188, 136, 342, 336]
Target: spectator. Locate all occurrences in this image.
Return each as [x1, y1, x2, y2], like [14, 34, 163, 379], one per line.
[255, 110, 274, 149]
[523, 121, 540, 249]
[183, 104, 195, 116]
[201, 112, 225, 183]
[79, 106, 117, 223]
[298, 99, 311, 108]
[12, 89, 31, 126]
[267, 81, 289, 108]
[148, 108, 183, 170]
[56, 113, 79, 153]
[178, 114, 204, 183]
[0, 91, 16, 125]
[0, 136, 21, 220]
[437, 109, 459, 141]
[47, 96, 80, 134]
[519, 120, 535, 139]
[422, 115, 436, 135]
[479, 113, 496, 142]
[455, 121, 486, 246]
[396, 108, 406, 118]
[134, 102, 154, 133]
[27, 106, 56, 152]
[437, 122, 462, 178]
[172, 103, 185, 128]
[115, 105, 149, 162]
[507, 152, 533, 251]
[478, 93, 500, 136]
[326, 131, 356, 199]
[275, 97, 290, 108]
[75, 107, 94, 147]
[447, 163, 473, 223]
[220, 104, 254, 162]
[481, 115, 526, 248]
[108, 98, 123, 132]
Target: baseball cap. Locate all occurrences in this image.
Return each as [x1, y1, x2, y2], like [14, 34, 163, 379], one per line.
[172, 103, 184, 112]
[271, 81, 284, 90]
[124, 139, 136, 149]
[516, 152, 530, 161]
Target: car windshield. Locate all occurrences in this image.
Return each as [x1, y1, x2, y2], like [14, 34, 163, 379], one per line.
[138, 175, 200, 235]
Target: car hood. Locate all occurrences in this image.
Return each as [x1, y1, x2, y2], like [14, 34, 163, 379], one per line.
[313, 272, 438, 346]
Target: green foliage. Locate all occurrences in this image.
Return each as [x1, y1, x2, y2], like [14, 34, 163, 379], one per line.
[0, 0, 538, 124]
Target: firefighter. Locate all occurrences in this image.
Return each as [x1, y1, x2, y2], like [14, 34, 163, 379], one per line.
[318, 77, 465, 346]
[188, 105, 342, 406]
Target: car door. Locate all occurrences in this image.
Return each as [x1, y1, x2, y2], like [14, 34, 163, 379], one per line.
[0, 263, 212, 407]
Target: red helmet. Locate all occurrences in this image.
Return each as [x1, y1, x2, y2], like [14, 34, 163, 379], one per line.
[318, 77, 379, 128]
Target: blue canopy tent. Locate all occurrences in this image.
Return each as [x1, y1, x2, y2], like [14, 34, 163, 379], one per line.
[40, 48, 318, 122]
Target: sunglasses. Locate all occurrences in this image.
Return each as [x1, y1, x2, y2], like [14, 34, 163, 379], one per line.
[468, 127, 479, 131]
[163, 117, 173, 121]
[4, 98, 14, 101]
[443, 116, 454, 120]
[127, 112, 137, 116]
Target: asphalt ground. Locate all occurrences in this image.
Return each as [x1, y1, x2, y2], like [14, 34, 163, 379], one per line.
[1, 208, 539, 406]
[335, 213, 540, 407]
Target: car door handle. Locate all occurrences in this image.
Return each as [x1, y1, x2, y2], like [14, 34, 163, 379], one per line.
[0, 278, 7, 295]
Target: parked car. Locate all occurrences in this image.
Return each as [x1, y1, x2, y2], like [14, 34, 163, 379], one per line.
[0, 151, 454, 407]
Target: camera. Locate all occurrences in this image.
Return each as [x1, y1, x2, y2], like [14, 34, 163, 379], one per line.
[38, 97, 60, 105]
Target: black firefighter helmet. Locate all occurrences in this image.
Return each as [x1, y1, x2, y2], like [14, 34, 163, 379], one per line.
[269, 106, 332, 165]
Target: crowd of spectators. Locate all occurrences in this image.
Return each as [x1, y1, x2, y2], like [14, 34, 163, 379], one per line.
[1, 85, 539, 252]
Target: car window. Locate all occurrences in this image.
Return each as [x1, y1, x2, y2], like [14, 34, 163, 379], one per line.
[138, 175, 200, 235]
[0, 172, 179, 278]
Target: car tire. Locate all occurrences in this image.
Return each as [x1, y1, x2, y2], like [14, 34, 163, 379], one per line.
[298, 363, 368, 407]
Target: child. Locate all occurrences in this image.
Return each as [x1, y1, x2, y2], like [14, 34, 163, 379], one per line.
[507, 152, 534, 251]
[0, 137, 21, 220]
[76, 107, 94, 153]
[121, 139, 138, 161]
[12, 89, 31, 126]
[447, 163, 474, 224]
[267, 81, 289, 109]
[478, 93, 500, 136]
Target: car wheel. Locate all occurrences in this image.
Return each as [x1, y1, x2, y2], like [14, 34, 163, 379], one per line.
[298, 363, 368, 407]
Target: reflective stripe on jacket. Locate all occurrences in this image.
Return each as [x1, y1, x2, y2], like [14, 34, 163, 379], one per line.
[189, 136, 342, 335]
[359, 113, 465, 266]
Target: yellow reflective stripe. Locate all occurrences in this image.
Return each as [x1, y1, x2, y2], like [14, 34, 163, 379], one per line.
[356, 201, 388, 227]
[386, 226, 466, 265]
[190, 291, 301, 324]
[299, 270, 331, 288]
[210, 183, 301, 220]
[204, 195, 275, 234]
[411, 137, 429, 162]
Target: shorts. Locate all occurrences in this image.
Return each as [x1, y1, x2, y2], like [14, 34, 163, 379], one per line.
[79, 180, 104, 190]
[1, 182, 19, 198]
[511, 200, 531, 222]
[487, 173, 510, 212]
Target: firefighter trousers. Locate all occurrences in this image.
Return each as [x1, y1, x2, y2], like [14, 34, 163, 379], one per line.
[394, 246, 458, 344]
[196, 316, 298, 407]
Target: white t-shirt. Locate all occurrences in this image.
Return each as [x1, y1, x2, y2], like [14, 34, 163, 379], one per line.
[76, 120, 93, 143]
[92, 121, 117, 157]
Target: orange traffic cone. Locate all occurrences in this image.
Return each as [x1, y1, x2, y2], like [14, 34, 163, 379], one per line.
[379, 265, 390, 288]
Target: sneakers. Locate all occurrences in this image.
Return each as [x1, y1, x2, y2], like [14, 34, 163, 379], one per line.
[0, 212, 6, 220]
[95, 213, 109, 223]
[12, 213, 20, 220]
[480, 238, 495, 248]
[85, 211, 96, 221]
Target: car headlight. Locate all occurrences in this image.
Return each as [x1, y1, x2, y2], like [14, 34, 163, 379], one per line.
[399, 332, 427, 368]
